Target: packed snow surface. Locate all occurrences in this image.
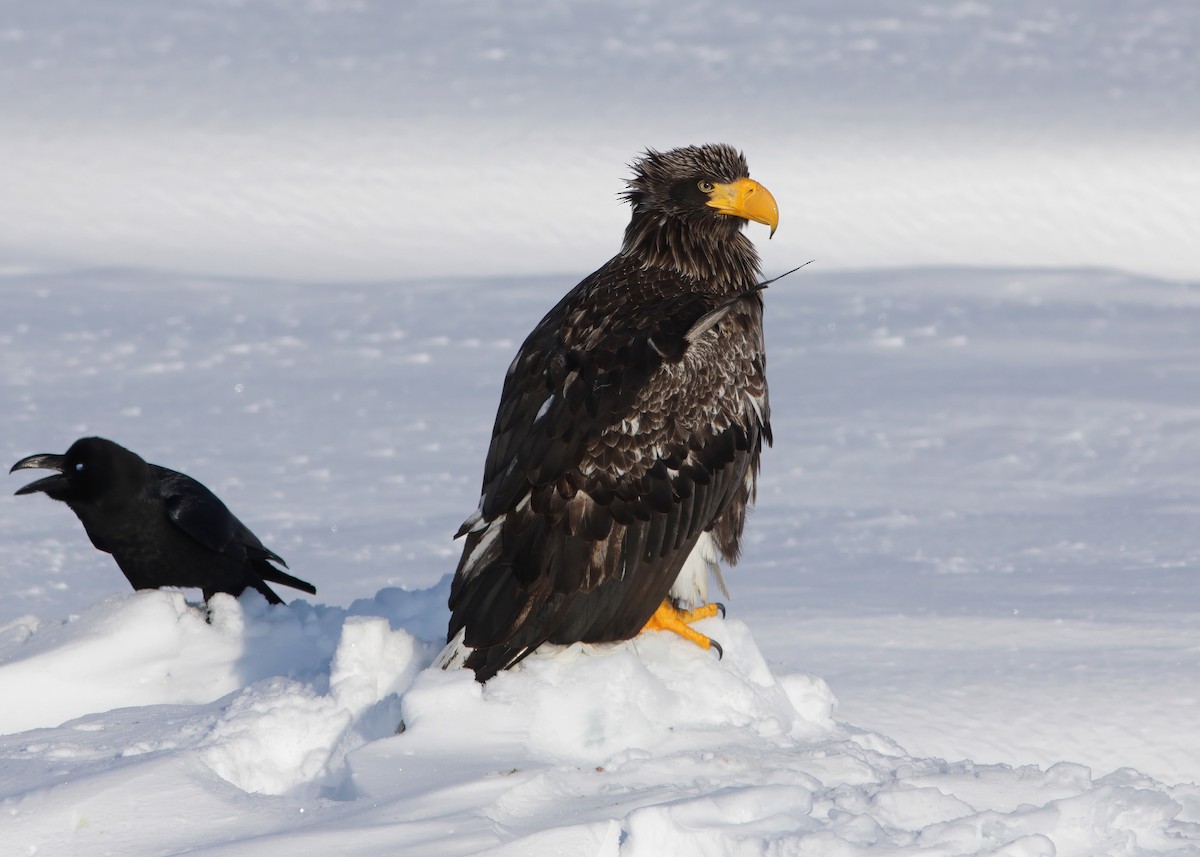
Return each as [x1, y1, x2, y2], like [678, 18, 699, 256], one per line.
[5, 267, 1200, 855]
[3, 0, 1200, 854]
[5, 587, 1200, 856]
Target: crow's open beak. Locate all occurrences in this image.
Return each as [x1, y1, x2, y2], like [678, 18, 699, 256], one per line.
[10, 453, 68, 496]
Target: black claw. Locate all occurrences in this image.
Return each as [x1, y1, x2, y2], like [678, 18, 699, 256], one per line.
[715, 602, 726, 619]
[710, 639, 724, 660]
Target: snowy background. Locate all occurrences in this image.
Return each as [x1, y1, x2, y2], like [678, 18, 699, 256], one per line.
[2, 1, 1200, 854]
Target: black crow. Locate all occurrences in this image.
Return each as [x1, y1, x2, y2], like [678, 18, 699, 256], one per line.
[11, 436, 315, 605]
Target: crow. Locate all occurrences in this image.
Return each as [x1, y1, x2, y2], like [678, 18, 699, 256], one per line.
[10, 436, 315, 605]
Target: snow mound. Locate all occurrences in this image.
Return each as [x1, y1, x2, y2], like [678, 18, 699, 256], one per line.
[200, 613, 422, 796]
[349, 614, 1200, 855]
[0, 586, 441, 739]
[405, 618, 836, 763]
[2, 588, 1200, 853]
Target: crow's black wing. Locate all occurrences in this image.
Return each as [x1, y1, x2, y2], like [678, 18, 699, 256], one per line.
[155, 467, 245, 560]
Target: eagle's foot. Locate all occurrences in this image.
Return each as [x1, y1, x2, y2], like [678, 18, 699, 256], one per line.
[677, 602, 725, 623]
[641, 599, 724, 658]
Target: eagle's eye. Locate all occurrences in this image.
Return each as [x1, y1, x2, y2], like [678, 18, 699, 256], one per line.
[697, 180, 715, 193]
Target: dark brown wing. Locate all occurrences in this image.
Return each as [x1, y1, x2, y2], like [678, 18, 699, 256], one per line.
[448, 256, 770, 680]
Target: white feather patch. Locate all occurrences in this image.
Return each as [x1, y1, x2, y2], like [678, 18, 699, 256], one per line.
[433, 627, 470, 671]
[670, 531, 720, 607]
[746, 389, 766, 426]
[460, 496, 487, 534]
[459, 515, 504, 580]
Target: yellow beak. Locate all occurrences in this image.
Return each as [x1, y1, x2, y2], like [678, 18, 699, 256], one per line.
[706, 177, 779, 238]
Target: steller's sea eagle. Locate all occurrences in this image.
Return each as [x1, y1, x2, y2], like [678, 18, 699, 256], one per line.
[441, 143, 779, 682]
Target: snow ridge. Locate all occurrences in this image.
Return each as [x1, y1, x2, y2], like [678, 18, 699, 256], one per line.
[3, 589, 1199, 855]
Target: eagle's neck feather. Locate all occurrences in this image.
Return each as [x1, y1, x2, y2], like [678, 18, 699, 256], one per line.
[620, 207, 761, 294]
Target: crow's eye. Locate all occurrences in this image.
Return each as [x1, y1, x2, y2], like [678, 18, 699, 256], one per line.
[74, 463, 85, 472]
[697, 180, 715, 193]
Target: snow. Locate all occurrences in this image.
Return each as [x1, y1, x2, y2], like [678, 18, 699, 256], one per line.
[3, 0, 1200, 853]
[2, 2, 1198, 282]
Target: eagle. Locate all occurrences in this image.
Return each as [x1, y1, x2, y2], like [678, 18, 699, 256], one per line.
[441, 143, 778, 682]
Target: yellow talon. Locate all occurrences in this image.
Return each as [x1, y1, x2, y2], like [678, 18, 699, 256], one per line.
[640, 599, 724, 656]
[675, 603, 723, 624]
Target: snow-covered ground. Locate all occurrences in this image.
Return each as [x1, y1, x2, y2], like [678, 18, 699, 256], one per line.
[2, 0, 1198, 283]
[3, 1, 1200, 854]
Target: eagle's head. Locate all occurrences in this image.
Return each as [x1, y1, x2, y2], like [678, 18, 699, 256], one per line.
[623, 143, 778, 239]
